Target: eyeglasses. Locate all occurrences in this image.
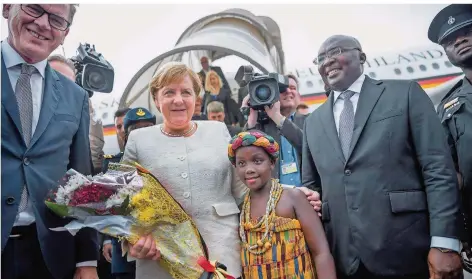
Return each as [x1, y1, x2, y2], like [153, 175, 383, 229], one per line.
[21, 4, 71, 31]
[313, 47, 360, 65]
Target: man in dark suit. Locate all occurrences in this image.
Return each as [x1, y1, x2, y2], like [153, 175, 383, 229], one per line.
[242, 74, 307, 186]
[198, 56, 230, 90]
[2, 4, 98, 279]
[302, 35, 463, 279]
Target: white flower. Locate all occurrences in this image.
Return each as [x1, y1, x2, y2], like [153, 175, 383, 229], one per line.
[105, 183, 140, 209]
[53, 173, 91, 204]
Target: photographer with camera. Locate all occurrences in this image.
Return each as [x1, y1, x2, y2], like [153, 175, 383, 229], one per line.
[48, 54, 105, 175]
[239, 68, 306, 187]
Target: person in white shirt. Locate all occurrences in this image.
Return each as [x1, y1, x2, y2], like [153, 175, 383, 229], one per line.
[302, 34, 462, 279]
[1, 4, 98, 279]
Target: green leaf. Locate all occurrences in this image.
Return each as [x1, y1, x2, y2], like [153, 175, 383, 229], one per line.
[45, 201, 70, 217]
[114, 195, 130, 215]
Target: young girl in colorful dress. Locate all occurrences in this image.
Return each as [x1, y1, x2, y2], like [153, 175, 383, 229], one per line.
[228, 131, 337, 279]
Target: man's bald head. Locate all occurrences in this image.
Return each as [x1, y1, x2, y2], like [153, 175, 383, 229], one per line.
[316, 35, 366, 92]
[318, 35, 363, 56]
[200, 56, 209, 71]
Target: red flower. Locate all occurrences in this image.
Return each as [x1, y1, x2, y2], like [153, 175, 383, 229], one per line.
[69, 184, 116, 207]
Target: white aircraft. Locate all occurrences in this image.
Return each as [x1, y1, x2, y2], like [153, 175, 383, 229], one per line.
[96, 44, 464, 155]
[95, 9, 464, 155]
[292, 44, 464, 111]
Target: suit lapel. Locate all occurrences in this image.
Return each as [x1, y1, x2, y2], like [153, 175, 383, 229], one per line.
[29, 64, 60, 147]
[318, 92, 345, 164]
[348, 77, 385, 159]
[1, 56, 25, 142]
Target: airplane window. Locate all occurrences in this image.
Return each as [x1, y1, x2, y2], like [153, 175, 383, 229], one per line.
[407, 66, 414, 73]
[445, 61, 453, 68]
[419, 65, 427, 71]
[368, 72, 377, 78]
[102, 112, 108, 120]
[394, 68, 401, 75]
[432, 63, 440, 70]
[306, 81, 314, 88]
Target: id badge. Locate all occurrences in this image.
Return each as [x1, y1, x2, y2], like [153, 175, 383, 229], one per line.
[281, 162, 298, 175]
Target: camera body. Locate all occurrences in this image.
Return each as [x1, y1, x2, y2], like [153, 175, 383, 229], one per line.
[71, 43, 114, 97]
[235, 65, 289, 124]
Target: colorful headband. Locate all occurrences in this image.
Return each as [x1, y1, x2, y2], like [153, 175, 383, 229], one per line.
[228, 131, 280, 165]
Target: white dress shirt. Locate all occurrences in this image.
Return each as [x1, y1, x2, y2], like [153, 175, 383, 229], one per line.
[331, 73, 460, 253]
[2, 40, 46, 227]
[2, 40, 96, 267]
[332, 74, 365, 134]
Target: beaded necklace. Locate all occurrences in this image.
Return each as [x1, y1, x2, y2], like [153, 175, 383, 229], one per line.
[160, 122, 196, 137]
[239, 179, 283, 255]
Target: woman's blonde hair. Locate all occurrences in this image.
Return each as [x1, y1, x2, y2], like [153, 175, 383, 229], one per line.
[149, 62, 202, 100]
[204, 70, 222, 93]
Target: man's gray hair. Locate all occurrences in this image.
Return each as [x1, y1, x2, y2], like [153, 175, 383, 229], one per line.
[48, 54, 75, 72]
[287, 73, 299, 88]
[206, 101, 225, 113]
[69, 4, 79, 23]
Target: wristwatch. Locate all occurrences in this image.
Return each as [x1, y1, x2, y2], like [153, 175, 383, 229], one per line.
[435, 247, 458, 254]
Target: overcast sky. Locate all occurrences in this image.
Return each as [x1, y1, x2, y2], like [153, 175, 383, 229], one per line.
[1, 4, 447, 105]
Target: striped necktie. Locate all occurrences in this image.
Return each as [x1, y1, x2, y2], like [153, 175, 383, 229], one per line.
[338, 90, 355, 159]
[15, 63, 36, 212]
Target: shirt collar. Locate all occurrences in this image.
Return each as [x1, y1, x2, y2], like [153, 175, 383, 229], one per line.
[2, 39, 47, 78]
[332, 74, 366, 103]
[462, 76, 472, 92]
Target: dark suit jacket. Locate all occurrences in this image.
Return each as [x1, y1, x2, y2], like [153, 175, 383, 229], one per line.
[247, 113, 306, 179]
[202, 87, 236, 126]
[301, 76, 461, 276]
[227, 124, 242, 137]
[199, 66, 230, 90]
[1, 58, 98, 279]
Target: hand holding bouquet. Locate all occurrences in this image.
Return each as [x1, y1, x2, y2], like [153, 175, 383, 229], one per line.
[45, 163, 234, 279]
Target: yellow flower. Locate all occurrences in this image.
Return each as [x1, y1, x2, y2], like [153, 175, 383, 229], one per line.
[137, 206, 157, 224]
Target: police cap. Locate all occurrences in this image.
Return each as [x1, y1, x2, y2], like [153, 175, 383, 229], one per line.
[123, 107, 156, 132]
[428, 4, 472, 44]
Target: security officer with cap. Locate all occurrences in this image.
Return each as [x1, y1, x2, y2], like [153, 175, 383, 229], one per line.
[102, 107, 157, 172]
[429, 3, 472, 273]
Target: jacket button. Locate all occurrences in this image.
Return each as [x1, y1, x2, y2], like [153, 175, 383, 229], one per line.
[6, 197, 15, 205]
[183, 192, 190, 199]
[344, 169, 351, 175]
[181, 172, 188, 178]
[23, 157, 30, 166]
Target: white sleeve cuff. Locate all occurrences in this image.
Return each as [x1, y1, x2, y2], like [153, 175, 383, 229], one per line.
[76, 261, 98, 267]
[431, 236, 461, 253]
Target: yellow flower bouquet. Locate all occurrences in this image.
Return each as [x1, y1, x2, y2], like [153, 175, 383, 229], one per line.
[46, 163, 234, 279]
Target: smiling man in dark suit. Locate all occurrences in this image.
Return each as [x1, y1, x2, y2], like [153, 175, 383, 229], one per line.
[1, 4, 98, 279]
[302, 35, 463, 279]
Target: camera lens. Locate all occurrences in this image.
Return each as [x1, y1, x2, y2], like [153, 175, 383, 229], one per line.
[255, 85, 271, 101]
[88, 71, 107, 90]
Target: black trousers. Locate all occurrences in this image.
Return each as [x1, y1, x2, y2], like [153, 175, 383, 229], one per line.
[339, 262, 429, 279]
[1, 225, 60, 279]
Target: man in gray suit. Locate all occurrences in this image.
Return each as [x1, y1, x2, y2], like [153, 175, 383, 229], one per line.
[242, 74, 307, 186]
[302, 35, 463, 279]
